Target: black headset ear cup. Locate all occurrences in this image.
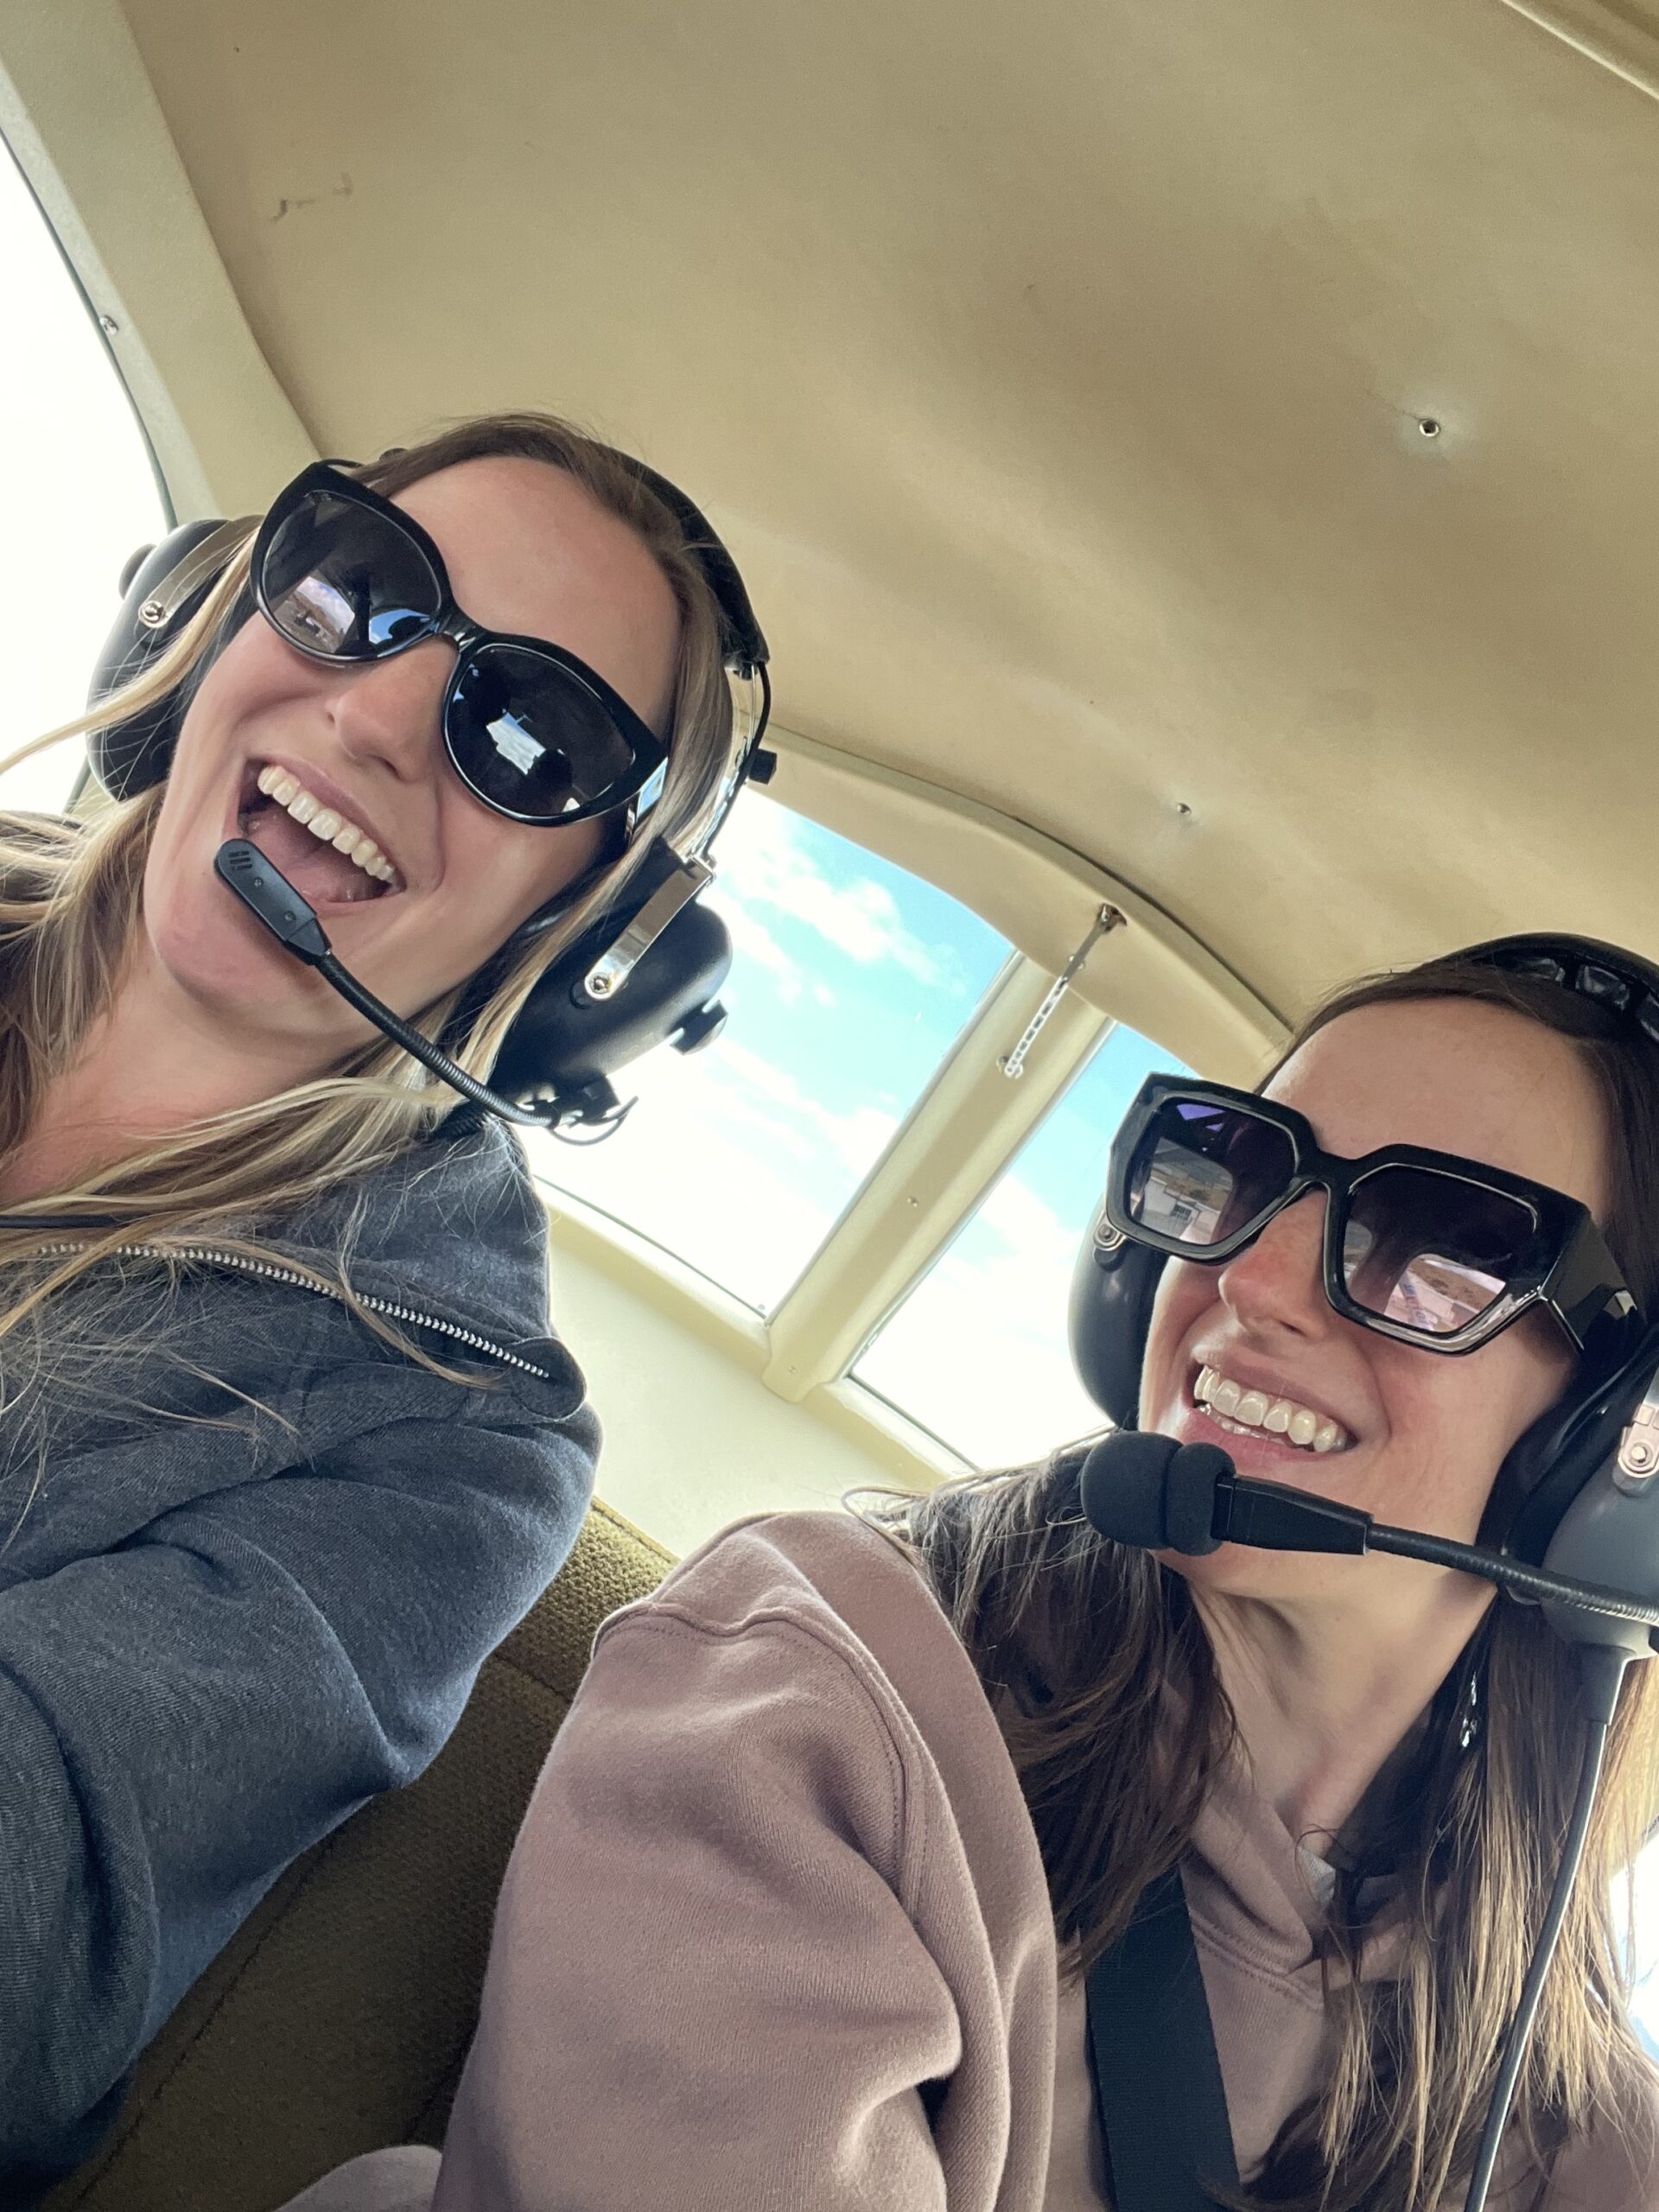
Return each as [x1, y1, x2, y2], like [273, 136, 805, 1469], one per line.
[463, 843, 734, 1109]
[86, 520, 238, 799]
[489, 900, 732, 1105]
[1068, 1217, 1167, 1430]
[1491, 1322, 1658, 1562]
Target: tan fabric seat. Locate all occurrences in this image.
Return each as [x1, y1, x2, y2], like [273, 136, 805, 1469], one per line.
[41, 1499, 674, 2212]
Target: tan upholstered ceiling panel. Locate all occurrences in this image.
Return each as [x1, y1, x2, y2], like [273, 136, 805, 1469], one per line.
[1502, 0, 1659, 93]
[57, 1, 1659, 1017]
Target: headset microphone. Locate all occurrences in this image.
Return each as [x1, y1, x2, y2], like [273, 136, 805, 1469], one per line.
[216, 839, 569, 1129]
[1077, 1433, 1230, 1554]
[1077, 1432, 1659, 1634]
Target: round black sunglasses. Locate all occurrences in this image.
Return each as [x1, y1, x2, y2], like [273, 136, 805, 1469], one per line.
[1103, 1074, 1641, 1357]
[251, 463, 669, 830]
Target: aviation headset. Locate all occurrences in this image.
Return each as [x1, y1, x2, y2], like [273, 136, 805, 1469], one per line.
[82, 449, 773, 1128]
[1068, 934, 1659, 1566]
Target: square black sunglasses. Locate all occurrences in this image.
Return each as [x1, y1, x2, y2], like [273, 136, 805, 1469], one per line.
[1103, 1073, 1638, 1356]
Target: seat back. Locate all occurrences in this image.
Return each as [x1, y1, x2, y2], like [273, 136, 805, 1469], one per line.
[41, 1500, 673, 2212]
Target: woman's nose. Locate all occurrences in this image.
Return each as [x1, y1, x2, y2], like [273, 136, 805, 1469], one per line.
[325, 642, 452, 779]
[1214, 1190, 1332, 1336]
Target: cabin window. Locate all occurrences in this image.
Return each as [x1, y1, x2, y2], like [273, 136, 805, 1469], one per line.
[528, 793, 1012, 1310]
[0, 137, 168, 809]
[851, 1021, 1183, 1467]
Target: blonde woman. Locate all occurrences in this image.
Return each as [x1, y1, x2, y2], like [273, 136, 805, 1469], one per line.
[306, 938, 1659, 2210]
[0, 415, 752, 2193]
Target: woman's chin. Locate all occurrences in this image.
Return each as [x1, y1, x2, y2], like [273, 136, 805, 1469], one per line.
[1160, 1542, 1370, 1604]
[143, 901, 345, 1041]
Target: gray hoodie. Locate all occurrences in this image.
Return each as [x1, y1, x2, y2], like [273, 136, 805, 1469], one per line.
[0, 1116, 599, 2201]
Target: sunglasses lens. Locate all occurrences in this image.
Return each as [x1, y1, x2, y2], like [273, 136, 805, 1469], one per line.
[261, 488, 441, 658]
[448, 643, 646, 821]
[1342, 1167, 1535, 1337]
[1127, 1099, 1296, 1249]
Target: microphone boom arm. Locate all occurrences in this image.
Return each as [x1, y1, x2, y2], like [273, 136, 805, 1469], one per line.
[1213, 1468, 1659, 1632]
[213, 837, 558, 1129]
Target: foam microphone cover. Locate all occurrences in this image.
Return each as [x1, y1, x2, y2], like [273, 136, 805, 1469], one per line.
[1079, 1433, 1230, 1555]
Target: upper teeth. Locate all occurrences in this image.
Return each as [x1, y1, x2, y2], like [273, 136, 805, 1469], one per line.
[255, 766, 401, 886]
[1194, 1366, 1351, 1454]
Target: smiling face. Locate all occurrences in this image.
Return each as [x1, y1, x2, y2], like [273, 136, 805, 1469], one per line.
[1136, 997, 1609, 1600]
[140, 454, 683, 1060]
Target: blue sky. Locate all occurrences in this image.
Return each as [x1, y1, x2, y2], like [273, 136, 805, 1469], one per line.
[537, 787, 1178, 1452]
[537, 796, 1012, 1309]
[539, 785, 1187, 1467]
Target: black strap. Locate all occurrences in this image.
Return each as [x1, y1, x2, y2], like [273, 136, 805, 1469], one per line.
[1085, 1866, 1239, 2211]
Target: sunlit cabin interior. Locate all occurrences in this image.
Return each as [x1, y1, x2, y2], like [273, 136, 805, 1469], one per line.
[4, 0, 1659, 2196]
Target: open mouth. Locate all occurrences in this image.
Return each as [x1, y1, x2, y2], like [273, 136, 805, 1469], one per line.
[235, 761, 405, 910]
[1191, 1363, 1353, 1456]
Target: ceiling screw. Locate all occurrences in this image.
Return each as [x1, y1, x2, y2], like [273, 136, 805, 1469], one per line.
[98, 313, 119, 335]
[1417, 417, 1441, 438]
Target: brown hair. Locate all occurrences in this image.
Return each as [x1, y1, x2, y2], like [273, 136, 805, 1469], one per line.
[871, 953, 1659, 2209]
[0, 412, 738, 1491]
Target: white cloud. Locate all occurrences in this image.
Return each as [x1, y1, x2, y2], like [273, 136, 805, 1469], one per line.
[719, 897, 804, 1004]
[855, 1167, 1106, 1468]
[529, 1027, 902, 1310]
[715, 1039, 901, 1178]
[714, 800, 945, 988]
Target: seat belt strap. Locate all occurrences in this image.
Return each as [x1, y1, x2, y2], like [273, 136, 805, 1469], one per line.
[1084, 1865, 1239, 2211]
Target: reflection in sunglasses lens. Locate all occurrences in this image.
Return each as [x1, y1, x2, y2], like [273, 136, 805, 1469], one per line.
[1343, 1166, 1530, 1335]
[1130, 1103, 1295, 1248]
[448, 645, 635, 820]
[262, 492, 440, 658]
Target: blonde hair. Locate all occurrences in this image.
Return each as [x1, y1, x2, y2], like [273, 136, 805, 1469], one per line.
[875, 956, 1659, 2209]
[0, 412, 735, 1376]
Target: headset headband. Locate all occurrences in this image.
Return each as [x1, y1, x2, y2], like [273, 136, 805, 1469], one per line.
[1461, 934, 1659, 1046]
[624, 458, 768, 679]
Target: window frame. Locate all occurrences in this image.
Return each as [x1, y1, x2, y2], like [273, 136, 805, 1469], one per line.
[537, 738, 1287, 1487]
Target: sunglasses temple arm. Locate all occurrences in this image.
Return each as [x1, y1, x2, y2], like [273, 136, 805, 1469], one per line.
[1546, 1226, 1643, 1350]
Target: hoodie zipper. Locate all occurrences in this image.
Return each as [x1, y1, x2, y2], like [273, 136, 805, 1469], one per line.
[29, 1240, 559, 1382]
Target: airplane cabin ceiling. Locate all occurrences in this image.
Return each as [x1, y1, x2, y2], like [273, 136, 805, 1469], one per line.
[17, 0, 1659, 1024]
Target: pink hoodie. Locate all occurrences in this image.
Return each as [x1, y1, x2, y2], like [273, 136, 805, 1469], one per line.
[301, 1510, 1659, 2210]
